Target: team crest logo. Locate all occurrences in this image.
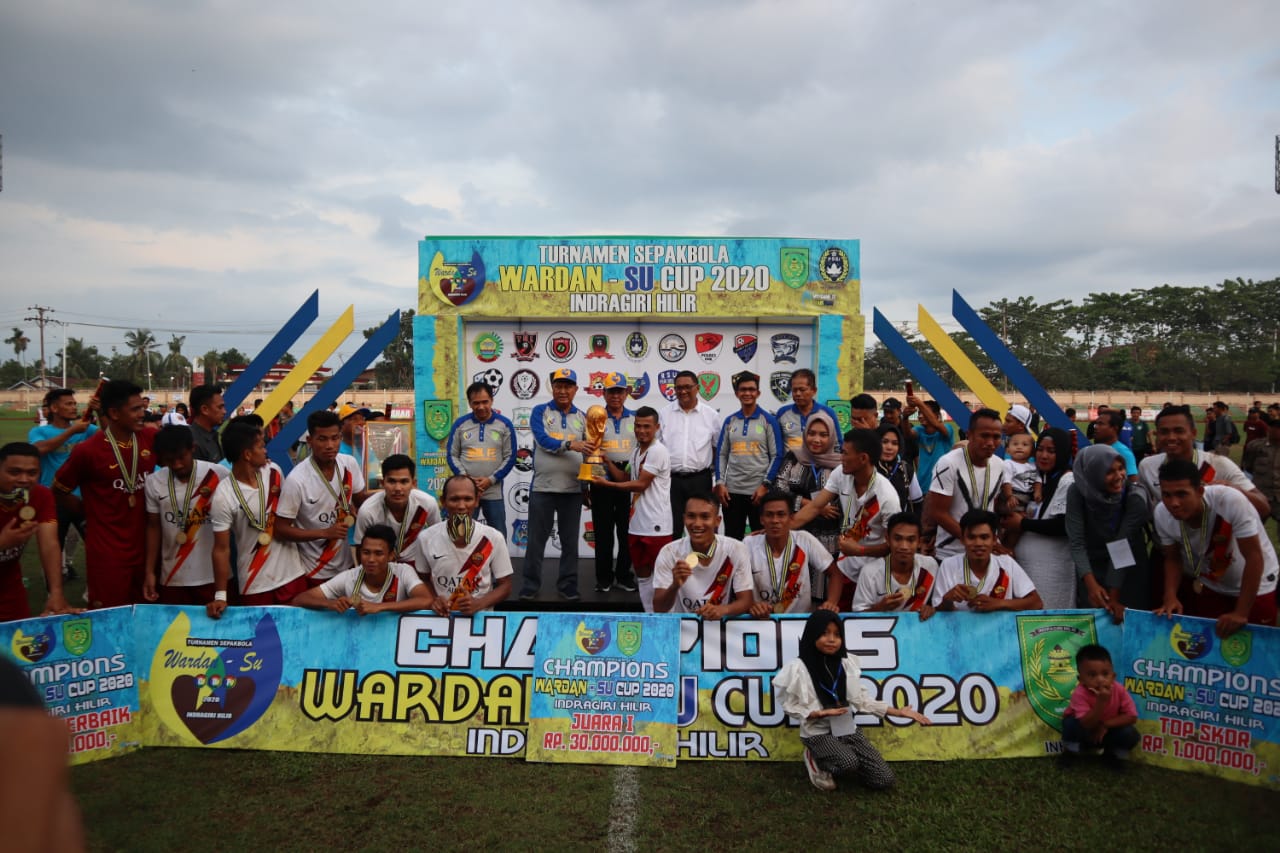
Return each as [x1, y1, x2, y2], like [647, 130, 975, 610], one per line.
[827, 400, 852, 433]
[546, 332, 577, 362]
[733, 334, 758, 363]
[779, 247, 809, 289]
[617, 622, 642, 657]
[625, 331, 649, 361]
[150, 611, 283, 745]
[657, 370, 679, 402]
[474, 332, 503, 363]
[584, 521, 596, 550]
[512, 519, 529, 548]
[63, 618, 92, 656]
[513, 407, 532, 429]
[10, 625, 56, 663]
[1170, 621, 1214, 661]
[819, 247, 850, 283]
[1220, 631, 1252, 667]
[695, 332, 724, 363]
[576, 621, 611, 655]
[508, 483, 531, 513]
[586, 334, 613, 359]
[628, 373, 650, 400]
[698, 372, 720, 401]
[422, 400, 454, 441]
[510, 370, 540, 401]
[513, 332, 539, 362]
[658, 333, 687, 362]
[514, 446, 533, 473]
[1016, 614, 1097, 734]
[473, 368, 504, 393]
[587, 372, 610, 397]
[428, 250, 487, 308]
[771, 333, 800, 363]
[770, 372, 792, 403]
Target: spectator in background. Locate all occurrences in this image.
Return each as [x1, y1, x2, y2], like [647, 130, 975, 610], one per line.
[1242, 414, 1280, 537]
[776, 369, 842, 453]
[1090, 409, 1138, 484]
[1202, 406, 1217, 452]
[1243, 407, 1268, 447]
[446, 382, 516, 538]
[773, 411, 843, 606]
[849, 393, 879, 430]
[879, 398, 918, 464]
[188, 383, 226, 463]
[1212, 401, 1238, 456]
[30, 387, 98, 579]
[910, 395, 955, 493]
[1002, 428, 1075, 610]
[875, 423, 916, 514]
[1064, 407, 1078, 426]
[1066, 443, 1150, 620]
[1129, 406, 1152, 461]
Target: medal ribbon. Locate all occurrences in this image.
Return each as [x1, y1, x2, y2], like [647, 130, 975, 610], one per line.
[844, 470, 877, 534]
[167, 466, 197, 534]
[165, 468, 221, 583]
[963, 446, 992, 510]
[242, 469, 282, 593]
[1178, 500, 1214, 581]
[904, 567, 934, 611]
[771, 541, 806, 613]
[106, 431, 140, 496]
[446, 536, 495, 609]
[884, 556, 916, 605]
[351, 566, 397, 604]
[311, 457, 354, 518]
[396, 505, 429, 556]
[702, 556, 735, 605]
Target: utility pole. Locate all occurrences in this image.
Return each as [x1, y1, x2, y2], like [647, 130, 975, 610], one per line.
[24, 305, 54, 385]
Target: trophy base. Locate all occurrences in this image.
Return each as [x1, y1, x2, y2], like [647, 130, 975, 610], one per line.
[578, 459, 604, 481]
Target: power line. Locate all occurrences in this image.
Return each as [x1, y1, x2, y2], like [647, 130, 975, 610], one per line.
[24, 305, 54, 383]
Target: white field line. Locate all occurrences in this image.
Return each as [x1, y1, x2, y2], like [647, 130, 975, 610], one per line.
[607, 765, 639, 853]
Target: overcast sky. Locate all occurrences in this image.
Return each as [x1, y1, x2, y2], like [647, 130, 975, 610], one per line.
[2, 0, 1277, 375]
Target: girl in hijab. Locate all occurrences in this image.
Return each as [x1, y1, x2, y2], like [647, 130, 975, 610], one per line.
[1001, 427, 1076, 609]
[1065, 443, 1150, 621]
[875, 423, 919, 513]
[775, 412, 843, 603]
[774, 610, 930, 792]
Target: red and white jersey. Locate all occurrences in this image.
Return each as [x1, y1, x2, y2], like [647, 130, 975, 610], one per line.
[54, 429, 156, 572]
[653, 535, 752, 613]
[1154, 485, 1279, 597]
[930, 553, 1036, 611]
[210, 463, 305, 596]
[354, 490, 441, 569]
[278, 454, 366, 579]
[851, 554, 939, 612]
[1139, 451, 1257, 518]
[744, 530, 831, 614]
[628, 441, 672, 537]
[144, 460, 226, 587]
[823, 467, 901, 582]
[412, 522, 513, 606]
[928, 447, 1009, 560]
[319, 562, 423, 603]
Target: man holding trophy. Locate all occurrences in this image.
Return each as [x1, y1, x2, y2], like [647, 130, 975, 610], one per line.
[521, 368, 597, 602]
[588, 373, 637, 594]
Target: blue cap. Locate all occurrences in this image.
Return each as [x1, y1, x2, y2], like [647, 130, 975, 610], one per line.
[549, 367, 578, 384]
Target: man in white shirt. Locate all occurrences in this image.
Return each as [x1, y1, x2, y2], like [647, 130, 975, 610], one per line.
[413, 475, 513, 615]
[1153, 458, 1278, 637]
[660, 370, 721, 536]
[291, 523, 432, 615]
[746, 491, 839, 615]
[922, 509, 1042, 619]
[923, 408, 1009, 561]
[592, 406, 671, 612]
[354, 453, 440, 572]
[143, 425, 226, 604]
[652, 494, 753, 618]
[1138, 405, 1267, 518]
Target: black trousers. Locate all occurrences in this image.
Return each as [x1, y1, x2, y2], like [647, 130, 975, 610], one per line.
[722, 492, 761, 540]
[589, 482, 633, 586]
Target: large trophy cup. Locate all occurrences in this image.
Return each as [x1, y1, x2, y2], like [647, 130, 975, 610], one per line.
[578, 405, 608, 481]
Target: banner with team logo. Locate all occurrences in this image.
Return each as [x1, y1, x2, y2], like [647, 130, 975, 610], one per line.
[527, 613, 680, 766]
[1121, 610, 1280, 789]
[3, 608, 140, 765]
[17, 606, 1279, 787]
[413, 236, 865, 540]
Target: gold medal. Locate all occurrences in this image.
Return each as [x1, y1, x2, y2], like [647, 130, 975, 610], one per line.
[257, 531, 272, 546]
[1192, 579, 1204, 594]
[18, 505, 36, 522]
[683, 554, 700, 570]
[343, 514, 356, 528]
[175, 531, 188, 544]
[129, 494, 136, 508]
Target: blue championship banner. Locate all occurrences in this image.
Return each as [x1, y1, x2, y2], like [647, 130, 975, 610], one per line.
[1122, 610, 1280, 789]
[527, 614, 679, 766]
[3, 607, 141, 765]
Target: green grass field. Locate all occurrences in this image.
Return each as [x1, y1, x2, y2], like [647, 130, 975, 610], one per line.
[3, 406, 1277, 851]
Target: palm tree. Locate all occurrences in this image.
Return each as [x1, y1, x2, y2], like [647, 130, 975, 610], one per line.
[201, 349, 225, 386]
[6, 327, 30, 375]
[58, 337, 105, 381]
[123, 329, 160, 386]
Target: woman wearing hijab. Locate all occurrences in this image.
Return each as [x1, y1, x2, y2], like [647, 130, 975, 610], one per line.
[773, 610, 930, 792]
[775, 412, 843, 603]
[1065, 443, 1150, 621]
[1000, 427, 1075, 609]
[875, 423, 918, 513]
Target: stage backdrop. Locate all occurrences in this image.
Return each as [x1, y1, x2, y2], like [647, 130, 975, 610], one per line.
[414, 236, 863, 556]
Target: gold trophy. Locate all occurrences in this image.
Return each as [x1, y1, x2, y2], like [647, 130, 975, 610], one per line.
[578, 405, 608, 481]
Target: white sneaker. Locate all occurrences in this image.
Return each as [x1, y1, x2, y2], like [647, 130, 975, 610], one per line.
[803, 748, 836, 791]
